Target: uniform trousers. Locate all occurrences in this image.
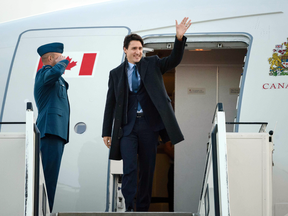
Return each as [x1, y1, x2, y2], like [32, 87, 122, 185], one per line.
[40, 134, 65, 212]
[120, 116, 159, 211]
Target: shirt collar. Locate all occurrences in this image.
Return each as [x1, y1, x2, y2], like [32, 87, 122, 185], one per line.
[127, 61, 135, 70]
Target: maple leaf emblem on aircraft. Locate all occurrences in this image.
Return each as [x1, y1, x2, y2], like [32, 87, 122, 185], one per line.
[36, 52, 97, 77]
[66, 56, 77, 70]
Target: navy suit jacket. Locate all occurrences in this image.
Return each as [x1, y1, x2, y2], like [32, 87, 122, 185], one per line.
[102, 36, 186, 160]
[34, 60, 70, 143]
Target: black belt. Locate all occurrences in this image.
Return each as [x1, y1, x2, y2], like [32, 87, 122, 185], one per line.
[136, 112, 144, 118]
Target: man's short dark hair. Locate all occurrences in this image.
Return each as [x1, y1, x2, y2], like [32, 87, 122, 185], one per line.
[123, 34, 144, 49]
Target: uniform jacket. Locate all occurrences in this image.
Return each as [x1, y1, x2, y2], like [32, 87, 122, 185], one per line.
[34, 60, 70, 143]
[102, 36, 187, 160]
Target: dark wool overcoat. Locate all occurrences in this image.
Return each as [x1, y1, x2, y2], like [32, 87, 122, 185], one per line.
[102, 36, 186, 160]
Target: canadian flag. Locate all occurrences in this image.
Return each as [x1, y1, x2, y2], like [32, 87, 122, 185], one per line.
[36, 52, 98, 78]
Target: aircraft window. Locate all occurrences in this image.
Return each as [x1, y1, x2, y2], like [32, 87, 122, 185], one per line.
[74, 122, 86, 134]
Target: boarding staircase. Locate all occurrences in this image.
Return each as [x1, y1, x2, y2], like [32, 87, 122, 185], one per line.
[0, 103, 193, 216]
[196, 103, 273, 216]
[0, 103, 273, 216]
[0, 102, 49, 216]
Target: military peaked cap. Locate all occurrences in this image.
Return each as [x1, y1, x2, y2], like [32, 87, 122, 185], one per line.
[37, 42, 64, 56]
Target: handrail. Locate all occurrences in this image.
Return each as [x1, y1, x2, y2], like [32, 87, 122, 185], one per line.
[199, 125, 220, 215]
[226, 122, 268, 133]
[0, 122, 26, 124]
[198, 103, 230, 216]
[212, 103, 224, 124]
[226, 122, 268, 124]
[211, 125, 220, 216]
[34, 124, 40, 216]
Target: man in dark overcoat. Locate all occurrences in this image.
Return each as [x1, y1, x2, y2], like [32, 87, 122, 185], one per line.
[102, 17, 191, 212]
[34, 42, 70, 212]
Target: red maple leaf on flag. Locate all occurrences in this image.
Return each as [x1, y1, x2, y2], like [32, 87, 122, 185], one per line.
[66, 56, 77, 70]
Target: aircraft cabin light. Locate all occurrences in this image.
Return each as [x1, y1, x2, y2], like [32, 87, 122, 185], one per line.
[189, 49, 212, 51]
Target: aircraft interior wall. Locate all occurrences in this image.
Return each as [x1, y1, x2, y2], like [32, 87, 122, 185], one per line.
[176, 48, 246, 213]
[147, 46, 246, 212]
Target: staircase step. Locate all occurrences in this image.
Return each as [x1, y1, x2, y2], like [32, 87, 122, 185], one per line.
[55, 212, 192, 216]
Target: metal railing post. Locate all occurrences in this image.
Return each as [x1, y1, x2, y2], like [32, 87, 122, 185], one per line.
[34, 124, 40, 216]
[25, 102, 35, 216]
[24, 102, 40, 216]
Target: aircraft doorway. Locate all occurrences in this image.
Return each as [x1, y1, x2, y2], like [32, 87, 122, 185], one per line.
[146, 50, 176, 212]
[144, 40, 247, 212]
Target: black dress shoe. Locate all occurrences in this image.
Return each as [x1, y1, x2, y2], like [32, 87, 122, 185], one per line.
[125, 208, 134, 212]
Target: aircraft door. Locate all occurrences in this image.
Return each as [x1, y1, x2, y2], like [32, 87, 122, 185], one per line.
[2, 27, 130, 212]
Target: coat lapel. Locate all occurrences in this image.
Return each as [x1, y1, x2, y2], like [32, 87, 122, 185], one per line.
[115, 59, 129, 125]
[137, 58, 149, 81]
[115, 60, 127, 94]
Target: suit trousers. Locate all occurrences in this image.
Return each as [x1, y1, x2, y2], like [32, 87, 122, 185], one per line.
[40, 134, 65, 212]
[120, 116, 159, 211]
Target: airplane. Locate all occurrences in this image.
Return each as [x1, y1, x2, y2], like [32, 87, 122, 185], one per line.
[0, 0, 287, 215]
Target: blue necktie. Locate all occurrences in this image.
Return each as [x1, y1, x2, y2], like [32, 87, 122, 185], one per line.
[132, 65, 139, 93]
[132, 65, 141, 111]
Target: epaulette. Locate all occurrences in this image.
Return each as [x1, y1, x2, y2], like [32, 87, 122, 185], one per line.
[44, 65, 52, 70]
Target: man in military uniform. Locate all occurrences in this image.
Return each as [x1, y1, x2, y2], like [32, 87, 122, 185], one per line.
[34, 42, 70, 212]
